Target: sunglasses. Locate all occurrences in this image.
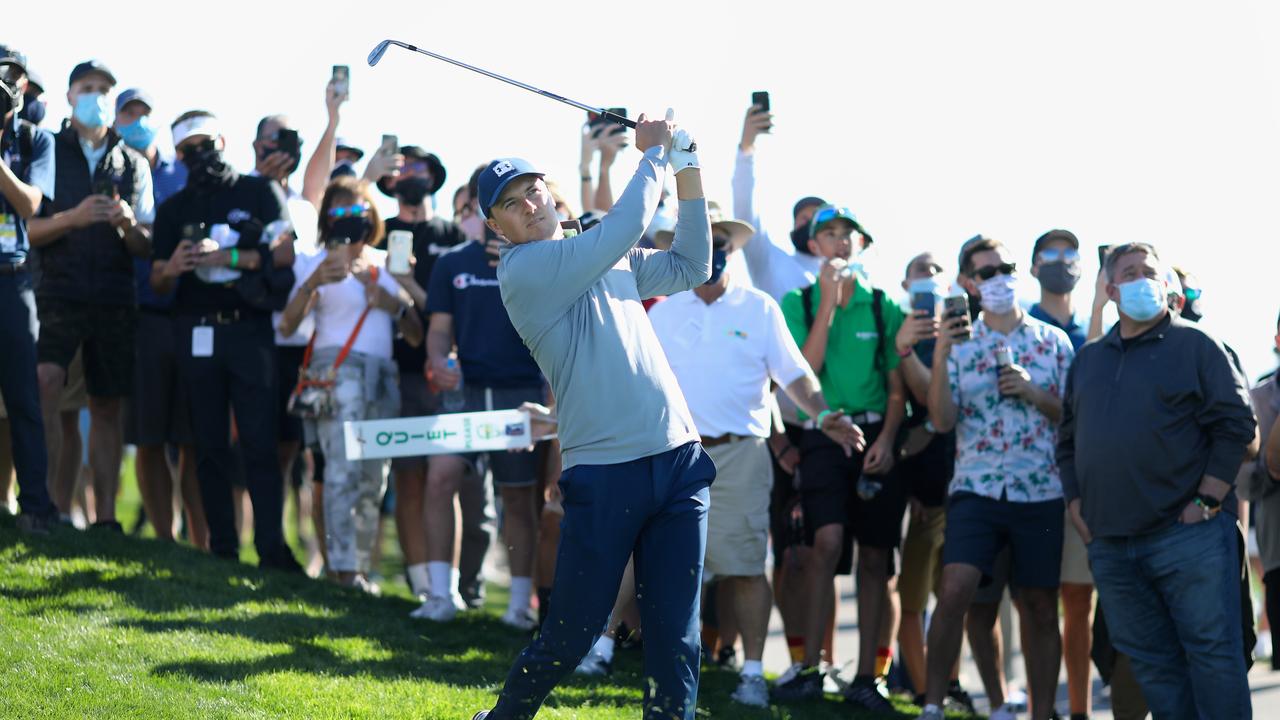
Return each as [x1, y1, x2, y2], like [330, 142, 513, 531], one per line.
[327, 203, 371, 218]
[812, 206, 855, 229]
[0, 64, 23, 87]
[712, 233, 733, 247]
[972, 262, 1017, 281]
[1038, 248, 1079, 263]
[1183, 287, 1202, 301]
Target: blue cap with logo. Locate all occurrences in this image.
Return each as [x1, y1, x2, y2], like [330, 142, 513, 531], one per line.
[115, 88, 153, 114]
[478, 157, 543, 219]
[69, 59, 117, 87]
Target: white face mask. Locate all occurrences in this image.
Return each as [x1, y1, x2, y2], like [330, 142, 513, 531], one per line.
[977, 273, 1018, 314]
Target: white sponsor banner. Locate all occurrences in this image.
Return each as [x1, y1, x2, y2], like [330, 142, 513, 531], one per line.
[343, 410, 532, 460]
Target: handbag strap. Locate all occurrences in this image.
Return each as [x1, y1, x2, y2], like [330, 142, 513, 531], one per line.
[297, 266, 380, 377]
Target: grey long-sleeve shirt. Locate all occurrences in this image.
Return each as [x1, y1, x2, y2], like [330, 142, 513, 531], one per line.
[1057, 313, 1256, 538]
[498, 146, 711, 469]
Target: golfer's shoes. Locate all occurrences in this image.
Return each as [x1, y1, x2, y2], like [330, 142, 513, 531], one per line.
[574, 648, 613, 676]
[410, 594, 459, 622]
[471, 712, 489, 720]
[500, 607, 538, 632]
[731, 674, 770, 708]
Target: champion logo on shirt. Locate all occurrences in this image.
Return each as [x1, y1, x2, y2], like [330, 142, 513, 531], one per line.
[227, 208, 251, 224]
[855, 331, 879, 341]
[452, 273, 501, 290]
[726, 329, 749, 340]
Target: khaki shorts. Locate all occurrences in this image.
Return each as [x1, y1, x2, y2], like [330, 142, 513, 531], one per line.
[1061, 508, 1093, 585]
[0, 349, 86, 419]
[704, 436, 772, 579]
[899, 504, 946, 614]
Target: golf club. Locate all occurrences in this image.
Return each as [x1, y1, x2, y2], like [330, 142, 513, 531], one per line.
[368, 39, 637, 131]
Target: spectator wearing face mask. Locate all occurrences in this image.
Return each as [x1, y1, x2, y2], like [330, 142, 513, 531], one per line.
[111, 87, 207, 547]
[731, 101, 825, 303]
[1058, 242, 1256, 719]
[279, 177, 421, 592]
[1026, 228, 1094, 720]
[0, 44, 58, 534]
[420, 206, 549, 629]
[367, 146, 478, 607]
[26, 59, 153, 531]
[891, 252, 975, 712]
[150, 110, 300, 570]
[330, 138, 363, 180]
[773, 205, 907, 711]
[649, 202, 863, 708]
[919, 237, 1073, 720]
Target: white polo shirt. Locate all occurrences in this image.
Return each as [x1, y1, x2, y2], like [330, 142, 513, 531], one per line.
[649, 280, 811, 439]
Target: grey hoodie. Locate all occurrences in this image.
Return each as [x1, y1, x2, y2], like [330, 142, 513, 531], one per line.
[498, 146, 711, 469]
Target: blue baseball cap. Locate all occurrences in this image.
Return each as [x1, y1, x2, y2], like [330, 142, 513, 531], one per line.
[478, 157, 543, 219]
[68, 59, 116, 87]
[115, 88, 153, 114]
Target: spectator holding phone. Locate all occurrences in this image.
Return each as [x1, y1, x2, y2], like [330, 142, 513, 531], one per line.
[1058, 242, 1256, 719]
[919, 237, 1073, 720]
[279, 177, 420, 591]
[27, 59, 153, 530]
[150, 110, 299, 569]
[0, 44, 59, 534]
[579, 116, 628, 214]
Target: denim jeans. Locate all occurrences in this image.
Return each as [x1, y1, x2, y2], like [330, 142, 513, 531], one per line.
[1088, 512, 1250, 719]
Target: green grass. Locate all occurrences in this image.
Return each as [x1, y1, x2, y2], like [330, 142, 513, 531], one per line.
[1, 458, 959, 719]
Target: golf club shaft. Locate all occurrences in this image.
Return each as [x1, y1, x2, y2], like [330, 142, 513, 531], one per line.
[371, 40, 635, 129]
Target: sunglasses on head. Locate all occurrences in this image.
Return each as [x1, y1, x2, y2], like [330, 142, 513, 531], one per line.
[972, 262, 1017, 281]
[812, 206, 855, 228]
[327, 203, 370, 218]
[1038, 248, 1079, 263]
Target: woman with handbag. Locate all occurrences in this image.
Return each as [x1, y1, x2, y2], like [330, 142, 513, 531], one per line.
[279, 176, 423, 591]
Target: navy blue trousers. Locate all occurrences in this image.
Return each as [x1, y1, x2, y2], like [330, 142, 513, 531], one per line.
[0, 271, 53, 517]
[490, 441, 716, 720]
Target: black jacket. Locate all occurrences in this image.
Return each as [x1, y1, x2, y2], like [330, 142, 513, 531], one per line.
[1057, 312, 1256, 538]
[37, 123, 149, 305]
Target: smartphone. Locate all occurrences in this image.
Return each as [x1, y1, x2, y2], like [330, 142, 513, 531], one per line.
[94, 174, 118, 199]
[589, 108, 628, 131]
[180, 222, 207, 242]
[380, 134, 398, 156]
[560, 219, 583, 238]
[943, 294, 972, 342]
[326, 235, 352, 250]
[331, 64, 349, 97]
[1097, 244, 1111, 269]
[387, 230, 413, 274]
[911, 290, 938, 316]
[752, 91, 770, 113]
[275, 128, 300, 157]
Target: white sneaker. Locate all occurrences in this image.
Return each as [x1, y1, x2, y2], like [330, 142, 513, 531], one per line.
[574, 648, 612, 676]
[731, 674, 769, 708]
[989, 703, 1019, 720]
[410, 594, 458, 622]
[451, 591, 469, 612]
[500, 607, 538, 631]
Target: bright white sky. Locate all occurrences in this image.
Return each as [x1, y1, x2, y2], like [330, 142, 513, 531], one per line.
[18, 0, 1280, 377]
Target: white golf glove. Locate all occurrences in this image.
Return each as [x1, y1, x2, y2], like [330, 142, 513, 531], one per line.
[664, 108, 699, 174]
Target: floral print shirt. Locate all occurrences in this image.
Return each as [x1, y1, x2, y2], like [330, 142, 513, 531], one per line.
[947, 315, 1074, 502]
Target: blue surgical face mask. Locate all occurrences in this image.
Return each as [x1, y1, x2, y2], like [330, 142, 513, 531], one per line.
[73, 92, 112, 129]
[1117, 277, 1166, 322]
[118, 115, 157, 150]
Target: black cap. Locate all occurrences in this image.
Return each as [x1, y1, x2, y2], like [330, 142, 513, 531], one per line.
[0, 45, 28, 75]
[25, 69, 43, 94]
[792, 196, 826, 220]
[68, 59, 117, 87]
[1031, 229, 1079, 264]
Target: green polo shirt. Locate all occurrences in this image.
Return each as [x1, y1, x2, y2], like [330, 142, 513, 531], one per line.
[780, 278, 905, 418]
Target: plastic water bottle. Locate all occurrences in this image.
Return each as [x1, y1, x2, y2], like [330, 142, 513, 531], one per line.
[442, 358, 465, 412]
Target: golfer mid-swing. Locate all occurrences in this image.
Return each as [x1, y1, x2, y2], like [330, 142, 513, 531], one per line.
[470, 111, 712, 719]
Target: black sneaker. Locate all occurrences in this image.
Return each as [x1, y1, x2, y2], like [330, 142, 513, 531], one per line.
[946, 682, 977, 714]
[16, 511, 56, 535]
[844, 676, 895, 714]
[716, 646, 738, 669]
[259, 548, 306, 574]
[470, 712, 489, 720]
[459, 580, 486, 610]
[771, 665, 824, 702]
[90, 520, 124, 533]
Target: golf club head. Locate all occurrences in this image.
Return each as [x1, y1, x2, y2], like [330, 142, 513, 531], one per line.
[368, 40, 392, 67]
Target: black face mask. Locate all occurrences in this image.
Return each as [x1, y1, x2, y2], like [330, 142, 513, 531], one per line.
[0, 86, 16, 121]
[180, 140, 236, 190]
[18, 95, 44, 125]
[394, 176, 432, 206]
[1181, 301, 1203, 323]
[329, 217, 370, 245]
[1037, 261, 1081, 295]
[790, 225, 811, 255]
[705, 248, 728, 285]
